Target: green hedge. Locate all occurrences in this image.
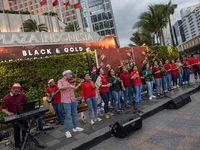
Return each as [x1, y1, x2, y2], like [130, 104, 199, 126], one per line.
[0, 52, 96, 103]
[147, 46, 179, 63]
[0, 10, 31, 14]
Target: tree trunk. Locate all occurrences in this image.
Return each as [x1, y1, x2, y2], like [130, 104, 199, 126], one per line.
[161, 29, 165, 46]
[168, 15, 175, 47]
[156, 34, 159, 45]
[158, 35, 162, 46]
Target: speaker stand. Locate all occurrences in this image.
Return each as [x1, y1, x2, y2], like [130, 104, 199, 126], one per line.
[126, 101, 143, 114]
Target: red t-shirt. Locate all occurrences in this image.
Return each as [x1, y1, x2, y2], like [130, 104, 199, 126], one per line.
[171, 64, 178, 76]
[45, 84, 61, 104]
[81, 81, 96, 99]
[164, 64, 171, 74]
[191, 58, 199, 66]
[119, 72, 132, 87]
[130, 71, 142, 86]
[182, 60, 190, 70]
[152, 66, 161, 78]
[99, 76, 109, 93]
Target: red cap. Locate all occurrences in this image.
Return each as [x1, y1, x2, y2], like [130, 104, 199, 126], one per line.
[63, 69, 72, 76]
[106, 64, 112, 70]
[118, 63, 123, 68]
[47, 79, 54, 85]
[12, 83, 21, 89]
[91, 67, 97, 73]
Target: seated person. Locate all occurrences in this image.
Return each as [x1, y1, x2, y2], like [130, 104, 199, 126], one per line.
[1, 83, 49, 150]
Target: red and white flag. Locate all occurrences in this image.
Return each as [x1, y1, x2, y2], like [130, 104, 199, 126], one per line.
[74, 2, 81, 9]
[9, 0, 16, 1]
[52, 0, 59, 6]
[40, 0, 47, 6]
[64, 1, 70, 6]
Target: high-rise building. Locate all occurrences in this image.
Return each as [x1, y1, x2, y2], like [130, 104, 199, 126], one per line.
[172, 20, 186, 46]
[3, 0, 78, 25]
[180, 4, 200, 41]
[77, 0, 119, 46]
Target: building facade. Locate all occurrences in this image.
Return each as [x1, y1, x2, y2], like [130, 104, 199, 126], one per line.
[180, 4, 200, 41]
[172, 20, 186, 46]
[77, 0, 119, 46]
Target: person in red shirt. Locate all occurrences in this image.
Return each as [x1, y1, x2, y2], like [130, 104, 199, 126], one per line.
[182, 56, 191, 84]
[164, 59, 172, 91]
[120, 66, 133, 108]
[131, 65, 143, 103]
[152, 60, 163, 96]
[45, 79, 64, 125]
[170, 59, 179, 88]
[81, 71, 102, 125]
[97, 66, 113, 119]
[191, 54, 200, 82]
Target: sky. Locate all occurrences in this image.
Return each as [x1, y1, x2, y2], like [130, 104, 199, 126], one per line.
[110, 0, 200, 47]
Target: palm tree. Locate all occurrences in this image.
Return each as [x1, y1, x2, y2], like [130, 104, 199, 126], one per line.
[65, 23, 81, 32]
[129, 30, 155, 47]
[134, 4, 168, 45]
[21, 19, 48, 32]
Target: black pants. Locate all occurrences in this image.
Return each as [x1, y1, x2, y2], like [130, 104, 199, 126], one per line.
[12, 120, 28, 148]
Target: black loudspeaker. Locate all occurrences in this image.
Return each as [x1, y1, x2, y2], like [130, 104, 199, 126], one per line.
[165, 96, 184, 109]
[111, 113, 142, 138]
[180, 93, 191, 105]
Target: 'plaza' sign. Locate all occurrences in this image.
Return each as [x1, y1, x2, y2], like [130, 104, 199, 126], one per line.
[0, 32, 102, 47]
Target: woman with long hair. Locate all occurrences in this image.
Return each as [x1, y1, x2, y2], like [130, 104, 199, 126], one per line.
[175, 58, 183, 86]
[171, 59, 179, 88]
[81, 71, 102, 125]
[159, 60, 168, 93]
[142, 63, 156, 100]
[96, 67, 113, 119]
[182, 56, 191, 84]
[108, 68, 124, 113]
[152, 60, 162, 97]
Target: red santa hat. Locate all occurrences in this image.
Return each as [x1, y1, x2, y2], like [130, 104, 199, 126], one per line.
[106, 64, 112, 70]
[91, 67, 97, 73]
[63, 69, 72, 76]
[47, 79, 54, 85]
[118, 63, 123, 68]
[12, 83, 21, 89]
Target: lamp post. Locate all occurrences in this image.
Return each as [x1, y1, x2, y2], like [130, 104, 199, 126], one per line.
[86, 47, 93, 73]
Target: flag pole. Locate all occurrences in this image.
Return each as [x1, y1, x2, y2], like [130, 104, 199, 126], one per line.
[33, 0, 40, 32]
[1, 0, 8, 32]
[17, 0, 24, 32]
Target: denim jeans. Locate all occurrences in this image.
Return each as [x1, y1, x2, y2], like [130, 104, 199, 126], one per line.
[193, 66, 200, 80]
[178, 72, 183, 86]
[63, 100, 78, 132]
[123, 86, 132, 106]
[37, 116, 45, 128]
[86, 96, 98, 120]
[162, 76, 167, 91]
[183, 69, 190, 82]
[52, 102, 64, 122]
[155, 78, 162, 94]
[111, 91, 121, 111]
[172, 74, 178, 86]
[145, 81, 153, 97]
[109, 89, 114, 105]
[134, 85, 142, 102]
[167, 74, 172, 90]
[100, 92, 109, 114]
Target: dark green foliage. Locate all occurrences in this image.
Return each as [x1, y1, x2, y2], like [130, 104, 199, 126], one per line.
[43, 12, 58, 16]
[0, 9, 31, 14]
[0, 52, 96, 103]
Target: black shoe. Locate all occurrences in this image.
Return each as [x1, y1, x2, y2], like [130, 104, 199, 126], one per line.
[60, 121, 64, 125]
[56, 121, 61, 125]
[140, 100, 144, 103]
[125, 106, 129, 109]
[115, 110, 120, 114]
[128, 103, 132, 106]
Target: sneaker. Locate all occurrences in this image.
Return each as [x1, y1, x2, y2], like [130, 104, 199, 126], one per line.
[81, 112, 86, 122]
[99, 108, 103, 112]
[177, 85, 180, 88]
[119, 109, 124, 111]
[94, 118, 102, 122]
[90, 120, 95, 125]
[185, 81, 188, 84]
[108, 112, 114, 116]
[65, 131, 72, 138]
[173, 86, 177, 89]
[105, 114, 110, 119]
[149, 96, 152, 100]
[110, 105, 114, 108]
[42, 125, 51, 129]
[128, 103, 132, 106]
[189, 81, 192, 83]
[73, 127, 84, 132]
[140, 100, 144, 103]
[101, 108, 104, 111]
[152, 95, 156, 98]
[164, 90, 168, 93]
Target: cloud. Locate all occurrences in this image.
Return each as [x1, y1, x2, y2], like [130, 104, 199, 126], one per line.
[111, 0, 200, 47]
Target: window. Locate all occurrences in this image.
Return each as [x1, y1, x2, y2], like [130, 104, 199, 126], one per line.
[108, 12, 112, 19]
[26, 7, 29, 11]
[92, 15, 97, 22]
[105, 30, 111, 35]
[19, 0, 23, 3]
[42, 8, 46, 12]
[11, 7, 14, 10]
[21, 9, 24, 12]
[54, 10, 57, 13]
[104, 21, 109, 28]
[111, 29, 115, 35]
[36, 4, 39, 8]
[20, 4, 23, 8]
[59, 8, 63, 12]
[65, 6, 68, 11]
[99, 22, 103, 29]
[31, 6, 34, 10]
[30, 1, 32, 5]
[98, 14, 102, 21]
[9, 2, 13, 6]
[101, 31, 105, 36]
[15, 6, 18, 10]
[110, 20, 114, 27]
[66, 12, 69, 16]
[70, 5, 74, 9]
[37, 9, 40, 14]
[66, 17, 70, 21]
[31, 11, 34, 15]
[25, 2, 28, 6]
[95, 23, 99, 30]
[72, 15, 76, 20]
[35, 0, 39, 3]
[192, 40, 194, 45]
[60, 13, 64, 18]
[48, 6, 51, 10]
[71, 10, 75, 14]
[47, 1, 50, 5]
[195, 37, 198, 44]
[74, 21, 77, 25]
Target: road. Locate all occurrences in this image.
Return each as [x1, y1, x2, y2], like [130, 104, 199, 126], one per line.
[89, 91, 200, 150]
